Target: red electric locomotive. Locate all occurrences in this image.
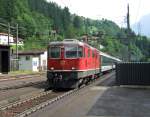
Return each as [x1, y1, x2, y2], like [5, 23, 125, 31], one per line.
[47, 39, 100, 88]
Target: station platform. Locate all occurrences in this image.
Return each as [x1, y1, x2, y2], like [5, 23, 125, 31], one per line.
[29, 74, 150, 117]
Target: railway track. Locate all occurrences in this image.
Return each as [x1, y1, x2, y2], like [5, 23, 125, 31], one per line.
[0, 73, 45, 82]
[0, 90, 65, 117]
[0, 81, 48, 107]
[0, 72, 115, 117]
[0, 81, 46, 91]
[0, 73, 46, 91]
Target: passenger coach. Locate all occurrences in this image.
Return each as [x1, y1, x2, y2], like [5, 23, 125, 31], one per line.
[47, 39, 100, 88]
[100, 52, 121, 73]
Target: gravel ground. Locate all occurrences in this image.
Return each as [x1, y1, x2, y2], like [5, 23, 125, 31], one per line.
[0, 81, 47, 107]
[0, 91, 64, 117]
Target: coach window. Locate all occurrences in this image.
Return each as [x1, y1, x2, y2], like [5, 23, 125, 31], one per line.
[102, 56, 111, 66]
[50, 47, 60, 58]
[65, 46, 78, 58]
[78, 46, 83, 57]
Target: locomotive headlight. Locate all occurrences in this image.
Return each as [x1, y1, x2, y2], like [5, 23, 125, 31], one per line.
[51, 67, 54, 70]
[72, 67, 75, 70]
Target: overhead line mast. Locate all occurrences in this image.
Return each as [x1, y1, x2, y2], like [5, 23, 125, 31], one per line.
[127, 4, 130, 31]
[127, 4, 131, 62]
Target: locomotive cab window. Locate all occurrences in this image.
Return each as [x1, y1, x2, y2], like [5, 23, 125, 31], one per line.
[49, 47, 60, 58]
[65, 46, 78, 58]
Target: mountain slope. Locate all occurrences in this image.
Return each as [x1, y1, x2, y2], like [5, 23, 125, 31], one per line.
[0, 0, 149, 61]
[132, 14, 150, 37]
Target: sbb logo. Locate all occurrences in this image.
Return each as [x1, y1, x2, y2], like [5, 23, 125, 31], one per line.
[60, 60, 65, 66]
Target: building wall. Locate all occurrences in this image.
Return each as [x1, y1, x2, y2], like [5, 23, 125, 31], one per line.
[19, 56, 33, 71]
[0, 35, 14, 45]
[18, 51, 47, 72]
[40, 51, 47, 71]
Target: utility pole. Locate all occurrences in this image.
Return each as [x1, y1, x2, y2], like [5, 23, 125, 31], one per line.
[85, 19, 88, 36]
[127, 4, 131, 61]
[83, 18, 88, 43]
[51, 30, 56, 41]
[8, 23, 10, 45]
[127, 4, 130, 31]
[16, 24, 18, 60]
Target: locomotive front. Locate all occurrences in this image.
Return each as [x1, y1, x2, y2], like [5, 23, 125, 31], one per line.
[47, 40, 84, 88]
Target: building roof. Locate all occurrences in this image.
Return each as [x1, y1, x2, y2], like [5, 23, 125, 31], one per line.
[17, 50, 46, 56]
[0, 32, 13, 37]
[13, 38, 24, 43]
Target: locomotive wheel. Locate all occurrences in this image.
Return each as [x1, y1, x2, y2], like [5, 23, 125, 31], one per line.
[84, 78, 90, 85]
[78, 79, 83, 88]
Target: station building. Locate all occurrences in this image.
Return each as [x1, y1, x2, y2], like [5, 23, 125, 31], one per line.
[18, 50, 47, 72]
[0, 33, 14, 45]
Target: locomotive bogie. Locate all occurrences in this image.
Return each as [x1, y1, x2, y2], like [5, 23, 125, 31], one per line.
[47, 68, 100, 88]
[47, 72, 78, 89]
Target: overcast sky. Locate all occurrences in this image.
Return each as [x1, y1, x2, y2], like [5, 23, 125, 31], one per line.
[47, 0, 150, 27]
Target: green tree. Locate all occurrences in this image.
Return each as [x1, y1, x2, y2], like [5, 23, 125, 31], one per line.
[73, 16, 81, 29]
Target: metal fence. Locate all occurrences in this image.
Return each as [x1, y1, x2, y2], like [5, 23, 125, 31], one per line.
[10, 59, 19, 71]
[116, 62, 150, 85]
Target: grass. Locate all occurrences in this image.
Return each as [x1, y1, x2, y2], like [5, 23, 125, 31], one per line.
[9, 70, 39, 75]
